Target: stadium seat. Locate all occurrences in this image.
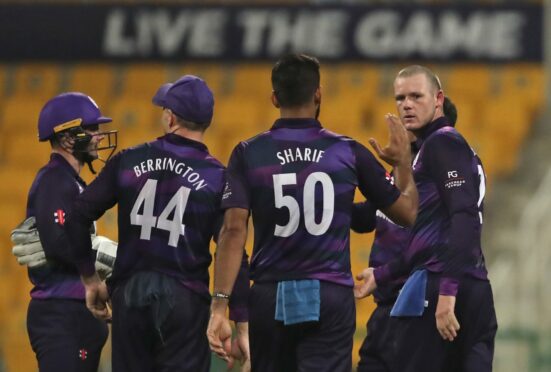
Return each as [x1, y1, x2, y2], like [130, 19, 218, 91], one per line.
[69, 64, 116, 108]
[0, 97, 44, 135]
[11, 64, 62, 100]
[444, 65, 496, 101]
[498, 65, 545, 119]
[120, 64, 169, 99]
[225, 64, 272, 99]
[2, 133, 51, 168]
[108, 97, 158, 149]
[331, 64, 383, 102]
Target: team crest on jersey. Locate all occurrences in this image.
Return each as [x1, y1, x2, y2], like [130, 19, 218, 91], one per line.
[78, 348, 88, 360]
[54, 210, 66, 226]
[385, 172, 395, 185]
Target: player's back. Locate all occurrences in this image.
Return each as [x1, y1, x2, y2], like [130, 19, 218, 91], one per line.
[111, 133, 225, 297]
[228, 118, 363, 287]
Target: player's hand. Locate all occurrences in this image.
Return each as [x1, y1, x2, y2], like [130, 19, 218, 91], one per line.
[369, 114, 411, 167]
[82, 273, 111, 321]
[354, 267, 377, 299]
[435, 295, 460, 341]
[207, 301, 232, 363]
[228, 322, 251, 371]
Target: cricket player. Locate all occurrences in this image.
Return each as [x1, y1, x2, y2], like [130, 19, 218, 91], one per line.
[355, 66, 497, 372]
[65, 76, 250, 372]
[10, 92, 117, 371]
[354, 97, 458, 372]
[206, 54, 418, 372]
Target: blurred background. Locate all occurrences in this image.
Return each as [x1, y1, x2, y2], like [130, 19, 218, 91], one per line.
[0, 0, 548, 371]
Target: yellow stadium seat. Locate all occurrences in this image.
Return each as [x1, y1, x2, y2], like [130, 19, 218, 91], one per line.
[121, 64, 169, 99]
[11, 64, 62, 100]
[109, 98, 158, 149]
[0, 97, 44, 135]
[2, 132, 51, 168]
[0, 165, 36, 202]
[69, 64, 115, 108]
[498, 64, 545, 119]
[479, 100, 531, 175]
[321, 94, 368, 137]
[444, 65, 495, 101]
[226, 64, 272, 99]
[331, 64, 382, 102]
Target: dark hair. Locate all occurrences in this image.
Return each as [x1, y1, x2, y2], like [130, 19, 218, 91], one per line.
[443, 96, 458, 125]
[271, 54, 320, 107]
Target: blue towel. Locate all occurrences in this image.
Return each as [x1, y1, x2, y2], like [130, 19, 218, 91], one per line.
[275, 280, 321, 325]
[390, 269, 428, 317]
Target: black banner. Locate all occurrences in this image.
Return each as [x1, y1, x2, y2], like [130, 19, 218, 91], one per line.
[0, 4, 543, 62]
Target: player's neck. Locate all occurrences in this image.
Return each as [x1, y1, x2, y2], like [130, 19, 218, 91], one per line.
[51, 148, 83, 174]
[279, 106, 317, 119]
[169, 126, 204, 143]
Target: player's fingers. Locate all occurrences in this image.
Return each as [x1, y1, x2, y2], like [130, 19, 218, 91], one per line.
[353, 284, 367, 299]
[355, 272, 365, 280]
[452, 316, 460, 331]
[368, 138, 384, 158]
[448, 322, 457, 339]
[226, 356, 235, 370]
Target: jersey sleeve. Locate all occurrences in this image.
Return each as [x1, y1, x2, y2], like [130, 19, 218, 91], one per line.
[34, 170, 84, 266]
[66, 153, 121, 276]
[221, 143, 251, 210]
[426, 134, 481, 296]
[351, 201, 377, 233]
[353, 141, 401, 210]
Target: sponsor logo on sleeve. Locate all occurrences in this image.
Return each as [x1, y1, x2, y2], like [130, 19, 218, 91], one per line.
[78, 348, 88, 361]
[444, 170, 466, 189]
[385, 172, 395, 185]
[222, 182, 232, 200]
[54, 210, 66, 226]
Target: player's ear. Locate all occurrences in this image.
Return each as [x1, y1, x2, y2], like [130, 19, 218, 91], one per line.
[435, 89, 445, 110]
[314, 86, 321, 105]
[271, 91, 280, 109]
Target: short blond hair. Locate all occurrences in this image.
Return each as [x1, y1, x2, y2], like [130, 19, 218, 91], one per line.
[396, 65, 442, 93]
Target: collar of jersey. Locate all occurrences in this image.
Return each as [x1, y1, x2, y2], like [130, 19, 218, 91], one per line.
[49, 153, 86, 184]
[417, 116, 452, 141]
[272, 118, 322, 130]
[161, 133, 208, 152]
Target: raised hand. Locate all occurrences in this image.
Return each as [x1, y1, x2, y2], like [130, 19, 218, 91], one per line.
[369, 114, 411, 167]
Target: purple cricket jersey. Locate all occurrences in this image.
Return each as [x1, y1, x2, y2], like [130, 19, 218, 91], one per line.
[221, 118, 401, 287]
[66, 133, 248, 320]
[25, 153, 89, 300]
[374, 117, 489, 296]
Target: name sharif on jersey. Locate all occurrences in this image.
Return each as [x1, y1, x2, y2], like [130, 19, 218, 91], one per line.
[276, 147, 325, 165]
[133, 157, 208, 191]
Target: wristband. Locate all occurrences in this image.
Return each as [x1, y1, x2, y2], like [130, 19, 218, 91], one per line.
[212, 292, 231, 300]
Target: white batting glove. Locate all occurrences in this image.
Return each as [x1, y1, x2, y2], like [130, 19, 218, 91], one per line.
[92, 235, 118, 280]
[11, 217, 47, 268]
